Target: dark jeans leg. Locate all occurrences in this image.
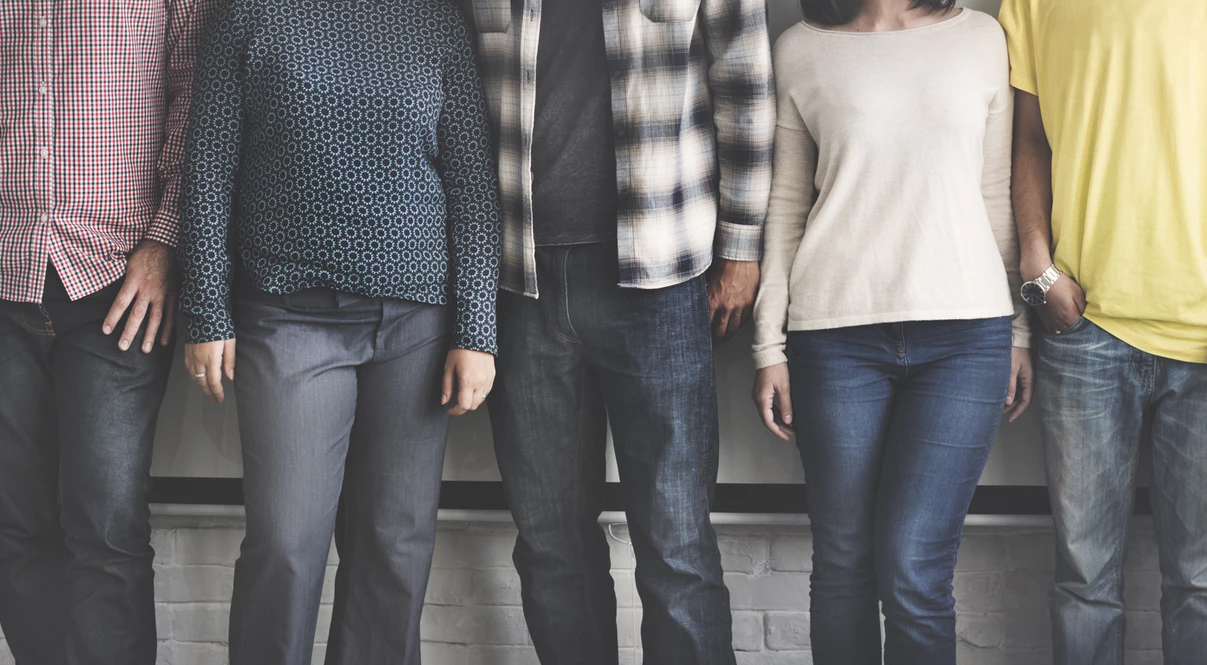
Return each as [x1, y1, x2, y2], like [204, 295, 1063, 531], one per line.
[568, 244, 734, 665]
[0, 299, 67, 665]
[0, 274, 171, 665]
[787, 327, 892, 665]
[874, 319, 1011, 665]
[325, 298, 452, 665]
[1037, 319, 1144, 665]
[49, 278, 172, 665]
[787, 318, 1011, 665]
[489, 255, 617, 665]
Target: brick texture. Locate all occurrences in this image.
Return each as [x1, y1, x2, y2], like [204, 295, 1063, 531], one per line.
[0, 519, 1165, 664]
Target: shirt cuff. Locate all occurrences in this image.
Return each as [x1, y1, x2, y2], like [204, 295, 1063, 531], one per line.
[146, 210, 182, 248]
[753, 347, 788, 370]
[715, 221, 763, 263]
[185, 310, 236, 345]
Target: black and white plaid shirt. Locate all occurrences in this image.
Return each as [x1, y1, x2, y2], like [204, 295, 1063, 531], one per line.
[460, 0, 775, 297]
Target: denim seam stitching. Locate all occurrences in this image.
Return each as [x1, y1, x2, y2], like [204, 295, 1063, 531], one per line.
[17, 311, 54, 337]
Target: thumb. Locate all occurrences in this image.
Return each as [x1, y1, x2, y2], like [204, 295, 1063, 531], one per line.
[775, 385, 793, 425]
[441, 360, 455, 405]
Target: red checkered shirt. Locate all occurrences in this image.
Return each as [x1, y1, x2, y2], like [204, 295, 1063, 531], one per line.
[0, 0, 219, 303]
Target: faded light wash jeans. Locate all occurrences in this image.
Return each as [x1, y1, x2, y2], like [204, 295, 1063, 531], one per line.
[1038, 317, 1207, 665]
[488, 242, 735, 665]
[786, 317, 1013, 665]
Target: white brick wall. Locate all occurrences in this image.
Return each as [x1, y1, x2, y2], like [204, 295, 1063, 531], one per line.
[0, 518, 1164, 665]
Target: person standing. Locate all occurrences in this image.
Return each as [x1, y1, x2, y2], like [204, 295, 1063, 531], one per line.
[458, 0, 775, 662]
[0, 2, 216, 663]
[178, 1, 501, 663]
[751, 0, 1034, 662]
[999, 1, 1207, 662]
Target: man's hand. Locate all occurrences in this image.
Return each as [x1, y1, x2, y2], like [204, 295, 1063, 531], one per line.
[442, 349, 496, 416]
[1004, 346, 1034, 423]
[752, 363, 794, 441]
[1035, 274, 1086, 334]
[185, 340, 236, 404]
[707, 259, 759, 342]
[103, 239, 179, 352]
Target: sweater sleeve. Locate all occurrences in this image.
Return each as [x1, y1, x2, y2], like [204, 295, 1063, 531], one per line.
[178, 0, 245, 344]
[983, 45, 1032, 349]
[752, 41, 816, 370]
[437, 10, 502, 355]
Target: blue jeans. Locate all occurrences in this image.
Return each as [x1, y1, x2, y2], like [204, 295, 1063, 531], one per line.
[786, 318, 1013, 665]
[0, 269, 173, 665]
[488, 243, 734, 665]
[1038, 317, 1207, 665]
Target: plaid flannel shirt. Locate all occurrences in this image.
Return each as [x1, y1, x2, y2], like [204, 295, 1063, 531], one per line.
[460, 0, 775, 297]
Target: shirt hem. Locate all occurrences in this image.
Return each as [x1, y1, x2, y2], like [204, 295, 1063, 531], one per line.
[787, 306, 1015, 332]
[1086, 314, 1207, 365]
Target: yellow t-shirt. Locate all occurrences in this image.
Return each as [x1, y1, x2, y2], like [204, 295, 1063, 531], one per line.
[998, 0, 1207, 363]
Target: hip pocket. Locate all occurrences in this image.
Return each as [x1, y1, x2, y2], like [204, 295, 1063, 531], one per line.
[639, 0, 701, 22]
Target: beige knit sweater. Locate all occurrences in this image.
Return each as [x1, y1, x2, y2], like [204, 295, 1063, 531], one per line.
[753, 9, 1030, 370]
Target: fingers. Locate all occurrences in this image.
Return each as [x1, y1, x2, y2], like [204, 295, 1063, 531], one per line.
[441, 361, 455, 406]
[223, 339, 237, 381]
[757, 393, 789, 441]
[185, 351, 213, 401]
[141, 302, 163, 353]
[1007, 366, 1035, 423]
[711, 307, 732, 340]
[774, 385, 794, 430]
[102, 282, 137, 337]
[206, 349, 225, 404]
[1005, 367, 1018, 408]
[161, 294, 177, 346]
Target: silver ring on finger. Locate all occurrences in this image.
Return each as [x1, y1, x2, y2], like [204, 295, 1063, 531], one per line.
[194, 372, 207, 379]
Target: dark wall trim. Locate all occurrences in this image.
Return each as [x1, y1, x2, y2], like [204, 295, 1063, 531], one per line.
[149, 478, 1153, 516]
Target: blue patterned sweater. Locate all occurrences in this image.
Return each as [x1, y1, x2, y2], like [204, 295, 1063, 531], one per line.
[179, 0, 501, 353]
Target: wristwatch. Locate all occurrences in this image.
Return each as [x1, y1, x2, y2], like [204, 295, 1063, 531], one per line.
[1020, 264, 1063, 307]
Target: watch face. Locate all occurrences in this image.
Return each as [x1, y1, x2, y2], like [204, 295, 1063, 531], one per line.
[1021, 282, 1046, 307]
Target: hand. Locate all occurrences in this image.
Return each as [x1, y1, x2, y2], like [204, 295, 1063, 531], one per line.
[185, 340, 236, 404]
[1004, 346, 1034, 423]
[1037, 275, 1086, 334]
[707, 259, 760, 342]
[752, 363, 794, 441]
[441, 349, 496, 416]
[103, 239, 179, 353]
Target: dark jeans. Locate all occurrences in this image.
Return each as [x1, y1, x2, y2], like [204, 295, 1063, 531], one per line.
[786, 318, 1013, 665]
[1038, 318, 1207, 665]
[0, 270, 173, 665]
[228, 287, 452, 665]
[488, 243, 734, 665]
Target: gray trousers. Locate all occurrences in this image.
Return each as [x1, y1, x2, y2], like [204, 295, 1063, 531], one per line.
[228, 287, 452, 665]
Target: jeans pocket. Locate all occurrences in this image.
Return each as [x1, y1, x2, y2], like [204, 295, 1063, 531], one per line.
[1045, 315, 1090, 338]
[639, 0, 701, 22]
[470, 0, 513, 32]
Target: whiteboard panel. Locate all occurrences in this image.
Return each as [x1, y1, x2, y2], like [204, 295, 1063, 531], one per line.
[151, 0, 1055, 488]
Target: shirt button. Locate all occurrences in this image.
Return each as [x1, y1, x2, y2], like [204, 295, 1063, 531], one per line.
[39, 147, 50, 159]
[39, 83, 48, 95]
[38, 17, 48, 28]
[40, 213, 49, 223]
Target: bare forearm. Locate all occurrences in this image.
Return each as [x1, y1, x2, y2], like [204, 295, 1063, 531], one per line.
[1011, 91, 1054, 280]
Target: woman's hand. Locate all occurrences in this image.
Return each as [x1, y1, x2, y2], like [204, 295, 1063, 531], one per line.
[442, 349, 496, 416]
[752, 363, 795, 441]
[1004, 346, 1034, 423]
[185, 340, 236, 404]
